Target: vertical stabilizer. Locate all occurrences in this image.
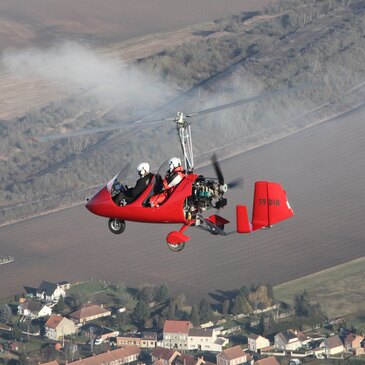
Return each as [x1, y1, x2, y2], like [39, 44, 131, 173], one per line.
[252, 181, 294, 231]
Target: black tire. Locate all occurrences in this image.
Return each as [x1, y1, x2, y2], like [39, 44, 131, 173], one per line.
[167, 242, 185, 252]
[108, 219, 126, 234]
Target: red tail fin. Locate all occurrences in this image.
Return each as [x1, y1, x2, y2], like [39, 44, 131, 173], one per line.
[252, 181, 294, 231]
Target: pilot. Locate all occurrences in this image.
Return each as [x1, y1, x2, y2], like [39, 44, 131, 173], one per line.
[149, 157, 185, 207]
[116, 162, 153, 206]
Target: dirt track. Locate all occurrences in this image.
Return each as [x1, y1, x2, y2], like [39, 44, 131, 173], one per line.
[1, 105, 364, 302]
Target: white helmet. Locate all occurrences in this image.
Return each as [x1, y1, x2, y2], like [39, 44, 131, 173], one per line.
[137, 162, 150, 177]
[168, 157, 181, 172]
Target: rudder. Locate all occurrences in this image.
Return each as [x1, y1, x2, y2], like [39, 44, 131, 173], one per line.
[252, 181, 294, 231]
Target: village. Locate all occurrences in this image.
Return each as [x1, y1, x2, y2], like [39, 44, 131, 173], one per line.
[0, 279, 364, 365]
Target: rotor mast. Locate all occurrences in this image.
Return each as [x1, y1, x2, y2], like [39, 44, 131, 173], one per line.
[175, 112, 194, 173]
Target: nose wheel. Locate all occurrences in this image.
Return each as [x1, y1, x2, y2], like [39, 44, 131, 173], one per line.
[108, 218, 126, 234]
[166, 224, 192, 252]
[167, 242, 186, 252]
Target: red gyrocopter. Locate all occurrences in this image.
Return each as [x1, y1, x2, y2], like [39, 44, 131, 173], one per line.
[83, 110, 294, 252]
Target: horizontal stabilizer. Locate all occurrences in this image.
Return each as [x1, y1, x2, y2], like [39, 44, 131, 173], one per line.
[252, 181, 294, 231]
[206, 215, 229, 227]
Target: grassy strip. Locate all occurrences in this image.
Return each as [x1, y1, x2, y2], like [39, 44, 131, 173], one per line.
[274, 257, 365, 321]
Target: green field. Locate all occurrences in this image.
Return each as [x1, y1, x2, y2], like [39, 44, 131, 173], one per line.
[67, 280, 137, 309]
[274, 257, 365, 327]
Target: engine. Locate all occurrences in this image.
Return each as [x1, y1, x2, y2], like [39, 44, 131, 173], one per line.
[185, 176, 227, 218]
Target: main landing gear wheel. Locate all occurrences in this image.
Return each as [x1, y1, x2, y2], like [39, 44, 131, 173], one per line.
[167, 242, 186, 252]
[108, 218, 126, 234]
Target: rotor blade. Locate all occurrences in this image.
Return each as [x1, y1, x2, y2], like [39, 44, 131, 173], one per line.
[187, 86, 302, 119]
[39, 85, 310, 141]
[119, 162, 131, 180]
[38, 116, 175, 141]
[211, 153, 224, 185]
[157, 158, 170, 176]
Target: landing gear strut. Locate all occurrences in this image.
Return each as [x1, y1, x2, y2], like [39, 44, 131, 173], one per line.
[166, 221, 194, 252]
[108, 218, 126, 234]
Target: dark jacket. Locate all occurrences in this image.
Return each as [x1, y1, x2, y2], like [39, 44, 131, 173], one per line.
[124, 173, 154, 202]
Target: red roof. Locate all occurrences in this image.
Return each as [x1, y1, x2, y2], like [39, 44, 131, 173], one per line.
[326, 335, 343, 349]
[69, 346, 140, 365]
[254, 357, 280, 365]
[69, 304, 110, 320]
[178, 354, 204, 365]
[45, 315, 64, 329]
[151, 347, 180, 361]
[219, 346, 246, 360]
[163, 320, 192, 335]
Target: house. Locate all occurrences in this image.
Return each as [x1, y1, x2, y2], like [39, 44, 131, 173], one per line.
[254, 357, 280, 365]
[116, 332, 157, 349]
[57, 281, 71, 291]
[151, 347, 181, 365]
[248, 334, 270, 352]
[45, 315, 77, 340]
[296, 332, 309, 345]
[17, 300, 52, 319]
[274, 331, 302, 351]
[141, 332, 158, 348]
[175, 354, 206, 365]
[36, 281, 66, 303]
[8, 342, 19, 351]
[79, 323, 119, 342]
[216, 345, 252, 365]
[344, 333, 364, 352]
[321, 335, 344, 356]
[116, 336, 142, 347]
[69, 304, 111, 325]
[163, 320, 193, 349]
[311, 346, 325, 358]
[352, 347, 365, 356]
[68, 345, 140, 365]
[188, 328, 228, 352]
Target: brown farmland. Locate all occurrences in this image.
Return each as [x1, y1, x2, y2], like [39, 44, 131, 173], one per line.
[1, 106, 364, 302]
[0, 0, 269, 49]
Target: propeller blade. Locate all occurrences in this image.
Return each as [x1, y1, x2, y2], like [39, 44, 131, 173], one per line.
[227, 177, 244, 189]
[211, 153, 224, 185]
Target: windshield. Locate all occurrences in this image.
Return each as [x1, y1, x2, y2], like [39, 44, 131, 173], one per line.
[106, 171, 120, 194]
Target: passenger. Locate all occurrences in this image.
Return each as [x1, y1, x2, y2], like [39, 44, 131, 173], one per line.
[149, 157, 185, 207]
[115, 162, 153, 206]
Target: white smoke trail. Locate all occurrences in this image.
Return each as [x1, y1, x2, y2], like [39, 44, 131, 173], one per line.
[1, 41, 174, 110]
